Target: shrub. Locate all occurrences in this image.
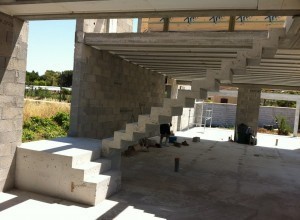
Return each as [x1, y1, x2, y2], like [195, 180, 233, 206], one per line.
[22, 114, 70, 142]
[52, 112, 70, 131]
[275, 115, 291, 136]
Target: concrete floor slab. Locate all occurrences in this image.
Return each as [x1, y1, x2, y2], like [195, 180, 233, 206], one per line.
[1, 128, 300, 219]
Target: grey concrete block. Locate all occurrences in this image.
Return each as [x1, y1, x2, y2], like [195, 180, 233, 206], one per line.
[3, 83, 25, 96]
[0, 155, 14, 169]
[1, 107, 23, 120]
[0, 130, 22, 143]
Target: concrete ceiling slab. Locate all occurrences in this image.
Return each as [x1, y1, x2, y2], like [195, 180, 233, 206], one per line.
[86, 31, 300, 87]
[1, 0, 300, 19]
[258, 0, 300, 10]
[0, 0, 258, 16]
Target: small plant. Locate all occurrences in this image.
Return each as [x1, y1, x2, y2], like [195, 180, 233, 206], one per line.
[275, 115, 291, 136]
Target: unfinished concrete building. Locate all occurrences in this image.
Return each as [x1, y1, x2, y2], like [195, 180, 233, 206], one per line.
[0, 0, 300, 219]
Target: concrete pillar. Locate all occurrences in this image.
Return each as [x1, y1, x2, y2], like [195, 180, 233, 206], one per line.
[293, 101, 300, 137]
[0, 12, 28, 191]
[137, 18, 142, 33]
[234, 87, 261, 141]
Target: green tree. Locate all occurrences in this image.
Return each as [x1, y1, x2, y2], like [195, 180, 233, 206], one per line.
[44, 70, 60, 86]
[60, 70, 73, 87]
[26, 71, 39, 85]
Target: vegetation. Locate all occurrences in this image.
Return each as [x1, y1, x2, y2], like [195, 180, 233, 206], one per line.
[261, 99, 296, 108]
[23, 100, 70, 142]
[25, 87, 72, 102]
[275, 115, 292, 135]
[25, 70, 73, 102]
[26, 70, 73, 87]
[23, 100, 70, 121]
[22, 113, 69, 142]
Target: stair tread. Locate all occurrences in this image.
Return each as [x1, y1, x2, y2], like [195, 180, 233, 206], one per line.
[85, 174, 111, 183]
[93, 158, 111, 164]
[115, 130, 126, 133]
[127, 122, 138, 125]
[102, 137, 114, 141]
[73, 161, 101, 170]
[85, 170, 121, 183]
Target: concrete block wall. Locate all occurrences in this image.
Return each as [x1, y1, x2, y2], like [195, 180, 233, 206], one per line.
[0, 12, 28, 191]
[258, 106, 295, 129]
[70, 37, 164, 139]
[71, 47, 164, 139]
[207, 103, 237, 128]
[197, 103, 295, 129]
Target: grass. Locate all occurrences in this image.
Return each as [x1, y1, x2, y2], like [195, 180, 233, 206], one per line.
[23, 100, 71, 142]
[23, 99, 70, 122]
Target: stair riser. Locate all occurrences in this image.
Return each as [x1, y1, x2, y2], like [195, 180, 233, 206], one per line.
[72, 161, 112, 181]
[151, 107, 183, 117]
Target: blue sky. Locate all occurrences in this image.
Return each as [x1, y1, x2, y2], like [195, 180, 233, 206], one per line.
[27, 19, 138, 75]
[27, 20, 76, 75]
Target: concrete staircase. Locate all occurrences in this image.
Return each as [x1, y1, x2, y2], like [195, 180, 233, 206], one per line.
[101, 87, 208, 155]
[16, 137, 120, 206]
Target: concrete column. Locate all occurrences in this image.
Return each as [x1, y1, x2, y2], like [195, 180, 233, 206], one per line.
[166, 78, 178, 99]
[137, 18, 142, 33]
[166, 78, 182, 132]
[293, 101, 300, 137]
[234, 87, 261, 141]
[0, 12, 28, 191]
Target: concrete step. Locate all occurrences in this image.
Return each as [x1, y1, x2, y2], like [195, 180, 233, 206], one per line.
[138, 114, 172, 125]
[125, 122, 142, 133]
[163, 97, 195, 108]
[178, 89, 207, 101]
[102, 137, 138, 150]
[72, 158, 112, 181]
[150, 106, 183, 117]
[114, 129, 147, 142]
[85, 170, 122, 205]
[125, 122, 159, 137]
[15, 137, 120, 206]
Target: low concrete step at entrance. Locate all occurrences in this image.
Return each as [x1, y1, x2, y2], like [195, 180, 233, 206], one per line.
[16, 137, 120, 206]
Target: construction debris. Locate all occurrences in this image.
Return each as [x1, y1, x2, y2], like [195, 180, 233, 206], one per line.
[192, 137, 201, 142]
